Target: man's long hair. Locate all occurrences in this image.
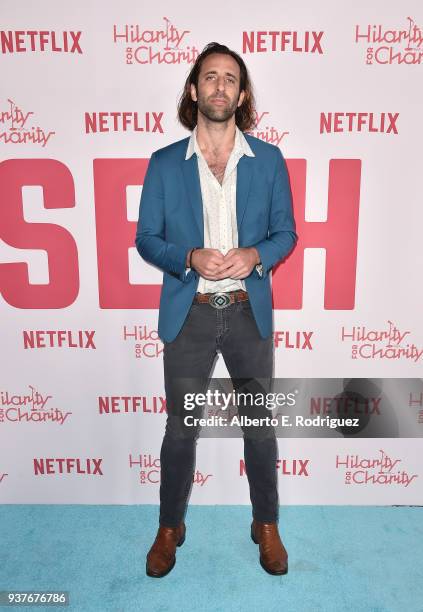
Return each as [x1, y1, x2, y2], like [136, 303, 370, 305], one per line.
[177, 42, 256, 132]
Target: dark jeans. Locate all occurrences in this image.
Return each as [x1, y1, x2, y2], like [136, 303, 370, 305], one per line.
[159, 297, 279, 527]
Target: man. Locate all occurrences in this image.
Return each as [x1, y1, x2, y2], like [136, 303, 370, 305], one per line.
[135, 42, 297, 577]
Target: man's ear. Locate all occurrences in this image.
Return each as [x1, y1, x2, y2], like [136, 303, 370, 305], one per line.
[237, 89, 246, 108]
[190, 83, 197, 102]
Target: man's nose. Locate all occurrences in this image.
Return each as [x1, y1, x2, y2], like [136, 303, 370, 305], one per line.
[215, 77, 225, 92]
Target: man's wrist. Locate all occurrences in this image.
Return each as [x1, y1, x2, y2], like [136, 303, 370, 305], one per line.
[186, 247, 199, 269]
[186, 249, 193, 268]
[250, 247, 261, 265]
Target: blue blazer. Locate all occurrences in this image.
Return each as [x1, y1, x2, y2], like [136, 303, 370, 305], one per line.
[135, 133, 298, 343]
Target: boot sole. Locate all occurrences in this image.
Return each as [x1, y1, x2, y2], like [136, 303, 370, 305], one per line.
[259, 557, 288, 575]
[146, 531, 185, 578]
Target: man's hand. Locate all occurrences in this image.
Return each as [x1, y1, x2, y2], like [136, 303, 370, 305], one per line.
[214, 247, 260, 280]
[190, 248, 226, 280]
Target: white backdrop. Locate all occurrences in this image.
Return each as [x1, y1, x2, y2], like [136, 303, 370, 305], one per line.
[1, 0, 422, 505]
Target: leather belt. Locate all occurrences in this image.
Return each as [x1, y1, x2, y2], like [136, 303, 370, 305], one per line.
[194, 290, 249, 309]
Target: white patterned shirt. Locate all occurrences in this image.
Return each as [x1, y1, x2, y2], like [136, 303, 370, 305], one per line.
[185, 125, 255, 293]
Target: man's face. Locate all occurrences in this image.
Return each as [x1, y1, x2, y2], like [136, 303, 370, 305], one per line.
[190, 53, 246, 124]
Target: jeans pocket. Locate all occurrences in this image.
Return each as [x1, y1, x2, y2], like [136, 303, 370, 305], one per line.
[239, 299, 253, 313]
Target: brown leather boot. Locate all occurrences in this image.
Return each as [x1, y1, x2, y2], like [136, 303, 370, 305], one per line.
[251, 519, 288, 575]
[146, 523, 186, 578]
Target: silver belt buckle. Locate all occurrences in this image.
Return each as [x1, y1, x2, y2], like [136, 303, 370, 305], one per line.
[209, 292, 231, 309]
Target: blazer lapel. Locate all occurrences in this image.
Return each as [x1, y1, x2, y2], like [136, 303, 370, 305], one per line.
[181, 155, 204, 242]
[236, 154, 253, 232]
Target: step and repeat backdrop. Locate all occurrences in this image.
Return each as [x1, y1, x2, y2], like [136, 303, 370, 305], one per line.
[1, 1, 422, 505]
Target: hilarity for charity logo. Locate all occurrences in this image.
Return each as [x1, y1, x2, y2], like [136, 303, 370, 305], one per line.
[355, 16, 423, 65]
[129, 452, 212, 486]
[341, 320, 423, 362]
[245, 111, 289, 146]
[0, 98, 55, 147]
[113, 17, 199, 65]
[410, 391, 423, 424]
[336, 449, 418, 487]
[123, 325, 163, 359]
[0, 385, 72, 425]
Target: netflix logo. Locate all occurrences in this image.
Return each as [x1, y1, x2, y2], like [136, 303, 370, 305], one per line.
[33, 458, 103, 476]
[273, 331, 313, 350]
[85, 112, 164, 134]
[23, 330, 96, 349]
[240, 458, 310, 476]
[310, 396, 381, 415]
[0, 30, 82, 54]
[243, 30, 324, 54]
[98, 395, 166, 415]
[320, 112, 399, 134]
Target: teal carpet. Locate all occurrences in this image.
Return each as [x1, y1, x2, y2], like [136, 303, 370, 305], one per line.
[0, 505, 422, 611]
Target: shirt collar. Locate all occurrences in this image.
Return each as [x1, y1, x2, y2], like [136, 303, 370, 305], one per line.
[185, 124, 255, 160]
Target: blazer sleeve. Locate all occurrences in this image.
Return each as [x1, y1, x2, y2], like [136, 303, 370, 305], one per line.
[251, 147, 298, 279]
[135, 152, 193, 283]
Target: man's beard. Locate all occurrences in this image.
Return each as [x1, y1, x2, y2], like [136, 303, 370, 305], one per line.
[196, 92, 239, 123]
